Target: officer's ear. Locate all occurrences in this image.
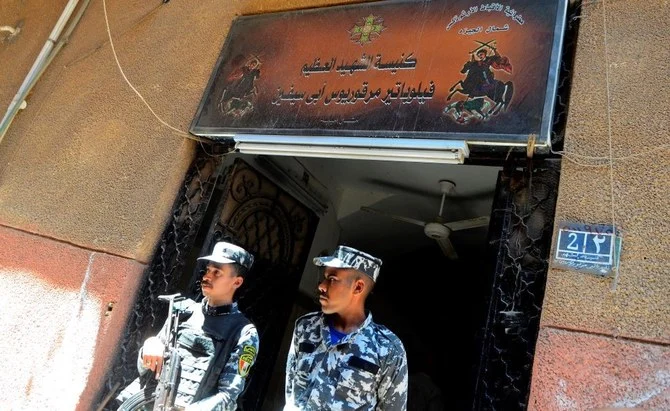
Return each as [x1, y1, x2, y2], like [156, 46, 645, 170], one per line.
[352, 277, 365, 295]
[235, 276, 244, 287]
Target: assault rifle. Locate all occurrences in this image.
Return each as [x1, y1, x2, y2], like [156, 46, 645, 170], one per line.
[153, 293, 185, 411]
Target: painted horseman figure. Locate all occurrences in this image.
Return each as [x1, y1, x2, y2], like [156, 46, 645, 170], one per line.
[446, 41, 514, 121]
[465, 46, 512, 96]
[217, 55, 261, 118]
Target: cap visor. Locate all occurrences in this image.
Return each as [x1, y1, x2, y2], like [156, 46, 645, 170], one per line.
[198, 255, 236, 264]
[312, 256, 352, 269]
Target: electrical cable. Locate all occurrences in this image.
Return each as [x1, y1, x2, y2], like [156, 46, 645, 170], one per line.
[601, 0, 621, 290]
[103, 0, 230, 159]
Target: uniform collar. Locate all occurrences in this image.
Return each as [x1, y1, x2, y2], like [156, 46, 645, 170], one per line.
[321, 311, 373, 346]
[202, 299, 238, 316]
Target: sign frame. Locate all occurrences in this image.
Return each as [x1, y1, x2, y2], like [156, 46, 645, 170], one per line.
[552, 221, 623, 276]
[190, 0, 568, 150]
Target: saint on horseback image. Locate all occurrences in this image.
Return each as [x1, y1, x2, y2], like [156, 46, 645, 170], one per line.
[218, 54, 262, 118]
[443, 40, 514, 124]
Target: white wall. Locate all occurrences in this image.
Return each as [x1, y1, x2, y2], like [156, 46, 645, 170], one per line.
[0, 269, 100, 410]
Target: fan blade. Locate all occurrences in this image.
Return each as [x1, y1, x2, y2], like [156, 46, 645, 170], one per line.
[362, 179, 436, 197]
[360, 206, 427, 227]
[436, 237, 459, 260]
[444, 216, 490, 231]
[363, 178, 496, 201]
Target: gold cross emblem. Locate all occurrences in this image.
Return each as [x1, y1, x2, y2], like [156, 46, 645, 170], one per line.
[349, 14, 386, 45]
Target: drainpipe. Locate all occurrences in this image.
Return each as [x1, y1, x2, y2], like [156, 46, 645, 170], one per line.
[0, 0, 88, 145]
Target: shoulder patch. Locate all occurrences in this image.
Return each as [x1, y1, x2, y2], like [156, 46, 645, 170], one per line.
[238, 345, 257, 378]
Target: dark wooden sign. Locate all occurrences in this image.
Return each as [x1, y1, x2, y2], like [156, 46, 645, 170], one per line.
[191, 0, 567, 146]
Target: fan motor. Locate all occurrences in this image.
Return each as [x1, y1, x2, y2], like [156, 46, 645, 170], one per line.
[424, 222, 450, 239]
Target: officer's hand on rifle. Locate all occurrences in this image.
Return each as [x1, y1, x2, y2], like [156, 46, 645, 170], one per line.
[141, 336, 165, 378]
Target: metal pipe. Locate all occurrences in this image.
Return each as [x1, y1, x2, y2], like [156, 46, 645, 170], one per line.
[0, 0, 82, 144]
[39, 0, 92, 90]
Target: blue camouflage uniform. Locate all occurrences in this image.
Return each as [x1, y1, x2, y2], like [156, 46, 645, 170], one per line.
[284, 311, 408, 410]
[284, 245, 409, 410]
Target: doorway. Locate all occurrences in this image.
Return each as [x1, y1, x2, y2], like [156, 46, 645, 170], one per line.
[244, 155, 501, 410]
[100, 147, 559, 411]
[246, 154, 560, 410]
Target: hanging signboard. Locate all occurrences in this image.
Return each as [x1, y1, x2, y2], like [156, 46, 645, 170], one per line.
[191, 0, 567, 147]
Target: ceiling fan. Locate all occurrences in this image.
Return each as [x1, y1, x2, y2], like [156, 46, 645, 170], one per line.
[360, 180, 490, 260]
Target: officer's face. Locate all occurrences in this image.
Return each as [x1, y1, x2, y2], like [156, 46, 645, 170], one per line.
[317, 267, 357, 314]
[201, 263, 242, 306]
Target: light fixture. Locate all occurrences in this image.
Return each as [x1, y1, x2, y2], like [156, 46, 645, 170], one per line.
[233, 135, 469, 164]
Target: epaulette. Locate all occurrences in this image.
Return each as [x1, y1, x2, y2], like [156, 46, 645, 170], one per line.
[372, 323, 404, 350]
[294, 311, 321, 326]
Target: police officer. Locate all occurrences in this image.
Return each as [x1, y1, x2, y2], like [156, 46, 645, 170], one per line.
[115, 241, 260, 411]
[284, 245, 408, 410]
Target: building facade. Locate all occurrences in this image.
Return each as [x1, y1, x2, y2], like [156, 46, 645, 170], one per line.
[0, 0, 667, 410]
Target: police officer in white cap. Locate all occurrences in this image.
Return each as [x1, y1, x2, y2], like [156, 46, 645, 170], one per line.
[284, 245, 408, 410]
[116, 241, 259, 411]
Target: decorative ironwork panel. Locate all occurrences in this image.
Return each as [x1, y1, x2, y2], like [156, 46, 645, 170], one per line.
[472, 159, 560, 411]
[97, 144, 225, 410]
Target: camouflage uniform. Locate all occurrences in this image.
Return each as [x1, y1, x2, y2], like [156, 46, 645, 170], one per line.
[116, 299, 259, 411]
[284, 245, 408, 410]
[284, 311, 408, 410]
[116, 242, 258, 411]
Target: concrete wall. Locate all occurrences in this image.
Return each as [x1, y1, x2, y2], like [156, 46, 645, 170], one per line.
[0, 1, 69, 113]
[528, 0, 670, 409]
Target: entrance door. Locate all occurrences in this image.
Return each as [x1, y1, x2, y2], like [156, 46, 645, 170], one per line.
[194, 158, 319, 410]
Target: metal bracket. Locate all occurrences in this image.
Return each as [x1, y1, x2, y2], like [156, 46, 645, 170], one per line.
[526, 134, 537, 160]
[1, 20, 24, 43]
